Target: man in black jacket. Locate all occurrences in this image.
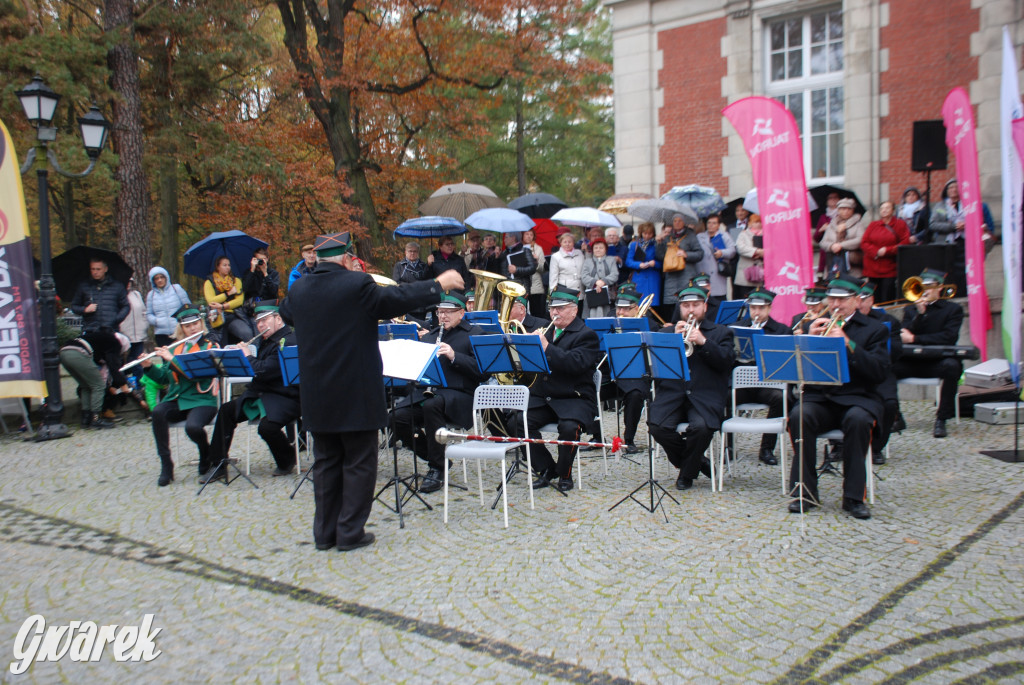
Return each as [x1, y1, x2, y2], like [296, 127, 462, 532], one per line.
[788, 278, 890, 519]
[281, 232, 461, 552]
[648, 286, 736, 491]
[69, 259, 129, 333]
[790, 286, 828, 333]
[242, 247, 281, 304]
[498, 232, 537, 293]
[390, 291, 486, 493]
[858, 282, 902, 462]
[524, 286, 603, 493]
[732, 287, 789, 465]
[508, 295, 549, 332]
[206, 302, 300, 480]
[892, 269, 964, 438]
[609, 284, 659, 454]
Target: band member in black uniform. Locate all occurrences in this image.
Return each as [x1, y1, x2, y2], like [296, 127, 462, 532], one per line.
[611, 284, 659, 454]
[787, 278, 890, 519]
[790, 286, 828, 332]
[857, 282, 902, 463]
[390, 290, 486, 493]
[648, 286, 735, 491]
[508, 295, 549, 331]
[524, 286, 603, 493]
[732, 287, 789, 465]
[206, 301, 301, 480]
[281, 232, 460, 552]
[892, 269, 964, 438]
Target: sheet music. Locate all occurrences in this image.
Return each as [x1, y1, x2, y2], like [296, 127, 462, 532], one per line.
[379, 339, 439, 381]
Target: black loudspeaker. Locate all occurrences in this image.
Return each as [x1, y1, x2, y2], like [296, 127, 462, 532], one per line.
[911, 120, 948, 171]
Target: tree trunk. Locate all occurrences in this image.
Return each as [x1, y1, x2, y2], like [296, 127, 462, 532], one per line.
[159, 158, 178, 282]
[61, 181, 78, 249]
[105, 0, 152, 285]
[515, 81, 527, 196]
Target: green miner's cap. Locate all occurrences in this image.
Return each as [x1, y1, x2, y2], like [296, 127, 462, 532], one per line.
[253, 300, 280, 321]
[825, 278, 860, 298]
[859, 282, 877, 299]
[465, 290, 475, 301]
[919, 268, 947, 286]
[548, 285, 580, 307]
[313, 232, 353, 258]
[690, 272, 712, 289]
[438, 291, 467, 309]
[513, 296, 528, 307]
[803, 286, 827, 304]
[174, 304, 202, 324]
[676, 287, 708, 303]
[616, 283, 641, 307]
[746, 287, 776, 305]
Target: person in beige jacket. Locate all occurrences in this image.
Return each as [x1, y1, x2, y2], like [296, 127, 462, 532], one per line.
[819, 198, 864, 280]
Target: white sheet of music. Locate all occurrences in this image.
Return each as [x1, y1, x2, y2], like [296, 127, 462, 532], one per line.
[378, 339, 437, 381]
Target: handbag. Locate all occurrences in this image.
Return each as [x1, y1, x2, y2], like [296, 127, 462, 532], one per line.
[717, 259, 735, 278]
[662, 240, 686, 273]
[743, 263, 764, 283]
[584, 288, 612, 309]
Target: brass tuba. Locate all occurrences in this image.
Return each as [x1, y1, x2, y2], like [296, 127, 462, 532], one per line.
[496, 280, 528, 335]
[469, 269, 506, 312]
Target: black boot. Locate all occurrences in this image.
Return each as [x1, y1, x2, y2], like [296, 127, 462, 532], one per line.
[158, 456, 174, 487]
[80, 410, 91, 429]
[89, 413, 115, 429]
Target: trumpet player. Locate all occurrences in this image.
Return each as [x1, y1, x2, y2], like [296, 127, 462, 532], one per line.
[649, 287, 735, 491]
[894, 269, 964, 438]
[787, 279, 890, 520]
[791, 286, 829, 333]
[612, 284, 659, 454]
[857, 282, 902, 463]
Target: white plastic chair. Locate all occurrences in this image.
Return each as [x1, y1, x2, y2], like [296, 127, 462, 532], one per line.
[245, 417, 304, 475]
[442, 385, 532, 528]
[538, 369, 607, 490]
[818, 429, 874, 504]
[718, 366, 788, 493]
[653, 421, 720, 491]
[897, 377, 959, 423]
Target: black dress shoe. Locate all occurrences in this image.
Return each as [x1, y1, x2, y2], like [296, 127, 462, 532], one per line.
[675, 474, 693, 490]
[337, 532, 375, 551]
[272, 466, 295, 477]
[555, 476, 574, 492]
[624, 442, 639, 455]
[759, 448, 778, 466]
[315, 541, 335, 551]
[933, 419, 947, 438]
[418, 468, 443, 493]
[699, 458, 712, 479]
[842, 498, 871, 519]
[531, 471, 553, 490]
[891, 414, 907, 433]
[157, 467, 174, 487]
[872, 451, 887, 465]
[200, 468, 226, 484]
[788, 499, 817, 514]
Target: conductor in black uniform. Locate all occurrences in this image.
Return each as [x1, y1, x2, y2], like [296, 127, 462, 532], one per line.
[857, 282, 902, 462]
[732, 287, 789, 465]
[609, 284, 659, 454]
[390, 290, 486, 493]
[648, 286, 736, 491]
[892, 269, 964, 438]
[281, 232, 462, 552]
[788, 278, 890, 519]
[524, 285, 603, 493]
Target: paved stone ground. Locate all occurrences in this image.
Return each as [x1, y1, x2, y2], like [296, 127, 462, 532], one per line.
[1, 398, 1023, 683]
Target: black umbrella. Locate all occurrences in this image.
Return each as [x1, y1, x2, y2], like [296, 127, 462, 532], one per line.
[808, 184, 866, 226]
[719, 197, 745, 228]
[52, 246, 133, 303]
[508, 192, 568, 219]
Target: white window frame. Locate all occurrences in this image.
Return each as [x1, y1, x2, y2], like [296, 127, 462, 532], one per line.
[764, 8, 845, 184]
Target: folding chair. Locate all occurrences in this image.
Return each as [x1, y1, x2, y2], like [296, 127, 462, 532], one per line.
[818, 429, 875, 504]
[442, 385, 532, 528]
[897, 377, 960, 423]
[718, 366, 788, 493]
[245, 417, 304, 475]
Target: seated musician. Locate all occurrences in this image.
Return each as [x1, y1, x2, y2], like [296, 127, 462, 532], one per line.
[732, 287, 789, 465]
[390, 290, 486, 494]
[689, 272, 718, 322]
[857, 282, 901, 463]
[508, 294, 549, 332]
[464, 290, 475, 313]
[205, 301, 301, 482]
[893, 269, 964, 438]
[787, 278, 890, 519]
[140, 305, 219, 487]
[648, 286, 735, 491]
[524, 285, 603, 493]
[611, 283, 659, 455]
[791, 285, 828, 332]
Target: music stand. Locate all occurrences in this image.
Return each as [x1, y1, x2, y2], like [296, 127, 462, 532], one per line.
[605, 331, 690, 520]
[586, 317, 649, 446]
[375, 339, 448, 528]
[715, 300, 747, 325]
[753, 335, 849, 513]
[275, 345, 316, 499]
[464, 310, 500, 327]
[469, 333, 550, 500]
[729, 325, 764, 365]
[378, 322, 418, 341]
[178, 348, 261, 495]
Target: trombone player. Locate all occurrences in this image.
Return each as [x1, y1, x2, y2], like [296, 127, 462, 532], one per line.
[893, 269, 964, 438]
[787, 278, 890, 519]
[792, 286, 829, 333]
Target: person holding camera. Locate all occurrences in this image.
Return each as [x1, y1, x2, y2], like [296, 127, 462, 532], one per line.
[243, 247, 281, 305]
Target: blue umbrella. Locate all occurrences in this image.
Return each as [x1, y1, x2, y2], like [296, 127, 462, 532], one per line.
[661, 184, 728, 218]
[183, 230, 269, 279]
[394, 215, 467, 238]
[464, 208, 535, 233]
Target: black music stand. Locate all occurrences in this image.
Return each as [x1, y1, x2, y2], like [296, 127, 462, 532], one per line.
[753, 335, 849, 513]
[468, 334, 550, 502]
[277, 345, 316, 499]
[587, 317, 649, 449]
[606, 331, 689, 520]
[178, 348, 261, 495]
[375, 339, 448, 528]
[715, 299, 747, 325]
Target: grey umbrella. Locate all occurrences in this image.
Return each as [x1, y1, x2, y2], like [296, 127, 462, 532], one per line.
[627, 198, 698, 226]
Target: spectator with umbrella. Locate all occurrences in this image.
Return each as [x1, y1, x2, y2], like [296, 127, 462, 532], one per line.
[427, 235, 471, 285]
[548, 229, 585, 293]
[581, 238, 619, 317]
[820, 198, 865, 280]
[146, 266, 190, 347]
[393, 241, 431, 320]
[694, 213, 736, 307]
[625, 222, 662, 307]
[203, 256, 253, 344]
[656, 211, 703, 317]
[67, 253, 130, 333]
[522, 228, 548, 317]
[498, 232, 537, 293]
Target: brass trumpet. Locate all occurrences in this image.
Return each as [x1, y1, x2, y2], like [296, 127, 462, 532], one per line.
[792, 311, 814, 333]
[680, 314, 696, 357]
[818, 310, 845, 336]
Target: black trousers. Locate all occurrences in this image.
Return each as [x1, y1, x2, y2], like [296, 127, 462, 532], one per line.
[311, 430, 378, 548]
[209, 398, 298, 471]
[734, 386, 784, 452]
[787, 398, 872, 503]
[647, 406, 714, 479]
[389, 395, 451, 470]
[522, 404, 582, 478]
[151, 401, 218, 472]
[621, 389, 646, 444]
[892, 358, 962, 421]
[873, 397, 899, 454]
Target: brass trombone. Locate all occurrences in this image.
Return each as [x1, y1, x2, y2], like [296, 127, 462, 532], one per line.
[876, 276, 957, 307]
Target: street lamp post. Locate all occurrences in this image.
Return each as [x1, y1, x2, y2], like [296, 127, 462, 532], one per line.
[15, 76, 110, 441]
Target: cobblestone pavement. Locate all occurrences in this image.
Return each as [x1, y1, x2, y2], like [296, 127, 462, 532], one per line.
[1, 399, 1023, 683]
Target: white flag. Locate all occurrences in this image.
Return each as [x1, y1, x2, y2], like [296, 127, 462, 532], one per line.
[1000, 26, 1023, 386]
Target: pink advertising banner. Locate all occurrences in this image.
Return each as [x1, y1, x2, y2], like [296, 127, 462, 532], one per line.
[942, 88, 991, 360]
[723, 97, 813, 324]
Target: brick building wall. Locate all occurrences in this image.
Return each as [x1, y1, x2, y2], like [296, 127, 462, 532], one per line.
[657, 17, 729, 197]
[879, 0, 980, 204]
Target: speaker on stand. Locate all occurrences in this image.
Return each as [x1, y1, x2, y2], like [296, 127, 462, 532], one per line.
[911, 120, 948, 206]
